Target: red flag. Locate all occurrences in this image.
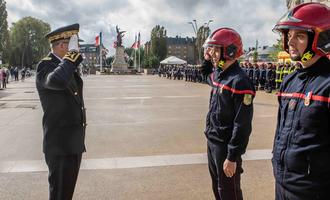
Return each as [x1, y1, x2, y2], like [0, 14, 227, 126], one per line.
[131, 34, 138, 49]
[95, 35, 100, 46]
[137, 32, 140, 48]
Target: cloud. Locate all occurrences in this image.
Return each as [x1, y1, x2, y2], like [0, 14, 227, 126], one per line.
[6, 0, 287, 55]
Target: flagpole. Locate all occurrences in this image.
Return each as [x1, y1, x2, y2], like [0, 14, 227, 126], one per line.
[100, 32, 103, 73]
[138, 47, 140, 73]
[134, 48, 137, 69]
[138, 32, 141, 72]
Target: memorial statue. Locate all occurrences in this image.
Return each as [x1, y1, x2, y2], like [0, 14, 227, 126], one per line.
[116, 25, 126, 47]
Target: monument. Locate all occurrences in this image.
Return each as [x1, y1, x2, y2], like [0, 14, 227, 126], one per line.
[111, 25, 129, 73]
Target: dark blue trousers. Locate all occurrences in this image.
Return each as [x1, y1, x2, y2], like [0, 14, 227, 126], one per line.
[45, 154, 82, 200]
[207, 141, 243, 200]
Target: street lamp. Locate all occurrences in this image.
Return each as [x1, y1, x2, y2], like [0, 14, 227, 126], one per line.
[188, 19, 213, 65]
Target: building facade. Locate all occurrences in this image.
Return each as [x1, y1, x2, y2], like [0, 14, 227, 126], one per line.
[79, 44, 107, 67]
[145, 36, 198, 64]
[166, 36, 197, 64]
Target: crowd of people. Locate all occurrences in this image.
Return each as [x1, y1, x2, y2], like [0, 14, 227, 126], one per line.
[157, 61, 301, 93]
[158, 65, 207, 83]
[0, 66, 31, 89]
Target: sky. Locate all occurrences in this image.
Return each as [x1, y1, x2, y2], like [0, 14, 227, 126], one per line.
[6, 0, 287, 55]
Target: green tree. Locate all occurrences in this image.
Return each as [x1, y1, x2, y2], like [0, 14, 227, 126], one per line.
[106, 56, 114, 65]
[150, 25, 167, 61]
[9, 16, 50, 68]
[269, 38, 283, 62]
[196, 26, 210, 63]
[0, 0, 9, 63]
[143, 54, 159, 68]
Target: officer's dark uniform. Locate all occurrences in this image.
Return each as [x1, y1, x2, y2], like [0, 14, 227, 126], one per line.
[202, 59, 255, 200]
[253, 66, 260, 91]
[272, 57, 330, 200]
[259, 66, 266, 90]
[247, 66, 254, 83]
[265, 66, 275, 93]
[36, 24, 86, 200]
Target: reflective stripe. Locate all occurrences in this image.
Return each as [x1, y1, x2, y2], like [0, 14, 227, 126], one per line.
[277, 92, 330, 103]
[211, 73, 256, 96]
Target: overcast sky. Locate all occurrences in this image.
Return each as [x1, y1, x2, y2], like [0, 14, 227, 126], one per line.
[6, 0, 287, 55]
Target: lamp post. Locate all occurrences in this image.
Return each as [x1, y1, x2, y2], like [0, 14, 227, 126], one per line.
[188, 19, 213, 65]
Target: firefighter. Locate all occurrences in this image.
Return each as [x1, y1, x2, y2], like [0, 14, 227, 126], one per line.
[272, 3, 330, 199]
[201, 27, 255, 200]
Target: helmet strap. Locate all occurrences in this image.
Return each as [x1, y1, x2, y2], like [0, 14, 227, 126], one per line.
[218, 47, 226, 68]
[301, 31, 315, 63]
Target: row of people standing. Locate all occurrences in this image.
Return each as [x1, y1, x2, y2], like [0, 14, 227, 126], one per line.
[158, 65, 207, 83]
[241, 62, 301, 93]
[158, 62, 300, 94]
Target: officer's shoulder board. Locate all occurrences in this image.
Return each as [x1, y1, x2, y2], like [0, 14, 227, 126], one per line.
[41, 56, 52, 61]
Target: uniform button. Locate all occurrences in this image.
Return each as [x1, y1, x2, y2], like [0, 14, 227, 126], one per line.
[74, 92, 78, 95]
[81, 107, 84, 110]
[82, 123, 85, 126]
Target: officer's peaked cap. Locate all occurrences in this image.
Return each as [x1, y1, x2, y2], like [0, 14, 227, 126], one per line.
[45, 23, 79, 43]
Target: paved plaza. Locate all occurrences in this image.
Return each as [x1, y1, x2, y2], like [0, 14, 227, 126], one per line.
[0, 75, 278, 200]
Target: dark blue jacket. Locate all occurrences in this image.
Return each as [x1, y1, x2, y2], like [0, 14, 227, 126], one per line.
[201, 60, 255, 162]
[260, 68, 266, 81]
[272, 56, 330, 199]
[36, 52, 86, 155]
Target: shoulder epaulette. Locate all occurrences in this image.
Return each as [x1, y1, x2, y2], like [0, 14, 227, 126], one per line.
[42, 56, 52, 61]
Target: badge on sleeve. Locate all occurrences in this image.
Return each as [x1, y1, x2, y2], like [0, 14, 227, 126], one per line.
[243, 94, 253, 105]
[304, 91, 312, 106]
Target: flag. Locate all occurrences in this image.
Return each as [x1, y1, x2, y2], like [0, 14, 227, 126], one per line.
[137, 32, 140, 48]
[131, 32, 141, 49]
[95, 36, 100, 46]
[95, 32, 102, 46]
[131, 34, 138, 49]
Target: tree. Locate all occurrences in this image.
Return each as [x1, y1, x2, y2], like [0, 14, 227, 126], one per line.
[150, 25, 167, 61]
[143, 54, 159, 69]
[106, 56, 114, 66]
[196, 26, 210, 63]
[269, 38, 283, 62]
[9, 16, 51, 68]
[0, 0, 9, 64]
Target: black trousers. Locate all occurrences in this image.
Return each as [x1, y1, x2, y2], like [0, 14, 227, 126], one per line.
[207, 141, 243, 200]
[45, 154, 82, 200]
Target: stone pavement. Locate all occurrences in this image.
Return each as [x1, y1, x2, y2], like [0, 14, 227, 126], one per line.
[0, 75, 278, 200]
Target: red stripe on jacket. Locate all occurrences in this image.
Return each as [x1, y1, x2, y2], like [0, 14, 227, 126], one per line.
[277, 92, 330, 103]
[211, 73, 256, 96]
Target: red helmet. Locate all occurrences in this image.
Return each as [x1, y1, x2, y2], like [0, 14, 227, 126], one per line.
[203, 28, 243, 60]
[273, 2, 330, 56]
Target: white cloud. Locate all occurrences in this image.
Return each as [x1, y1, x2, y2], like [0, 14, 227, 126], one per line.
[6, 0, 287, 55]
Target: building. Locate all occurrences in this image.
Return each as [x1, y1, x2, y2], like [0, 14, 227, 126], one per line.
[244, 46, 276, 63]
[79, 44, 107, 67]
[145, 36, 198, 64]
[166, 36, 197, 64]
[287, 0, 330, 9]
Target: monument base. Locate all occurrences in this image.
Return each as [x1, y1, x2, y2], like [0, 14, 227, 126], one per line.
[111, 46, 129, 73]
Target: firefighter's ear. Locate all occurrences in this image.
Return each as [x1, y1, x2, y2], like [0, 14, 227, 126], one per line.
[226, 44, 237, 59]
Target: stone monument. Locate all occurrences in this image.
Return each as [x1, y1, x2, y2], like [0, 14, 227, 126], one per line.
[111, 25, 129, 73]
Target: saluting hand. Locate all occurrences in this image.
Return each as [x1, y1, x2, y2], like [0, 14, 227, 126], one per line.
[68, 34, 79, 52]
[204, 47, 212, 61]
[223, 159, 237, 178]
